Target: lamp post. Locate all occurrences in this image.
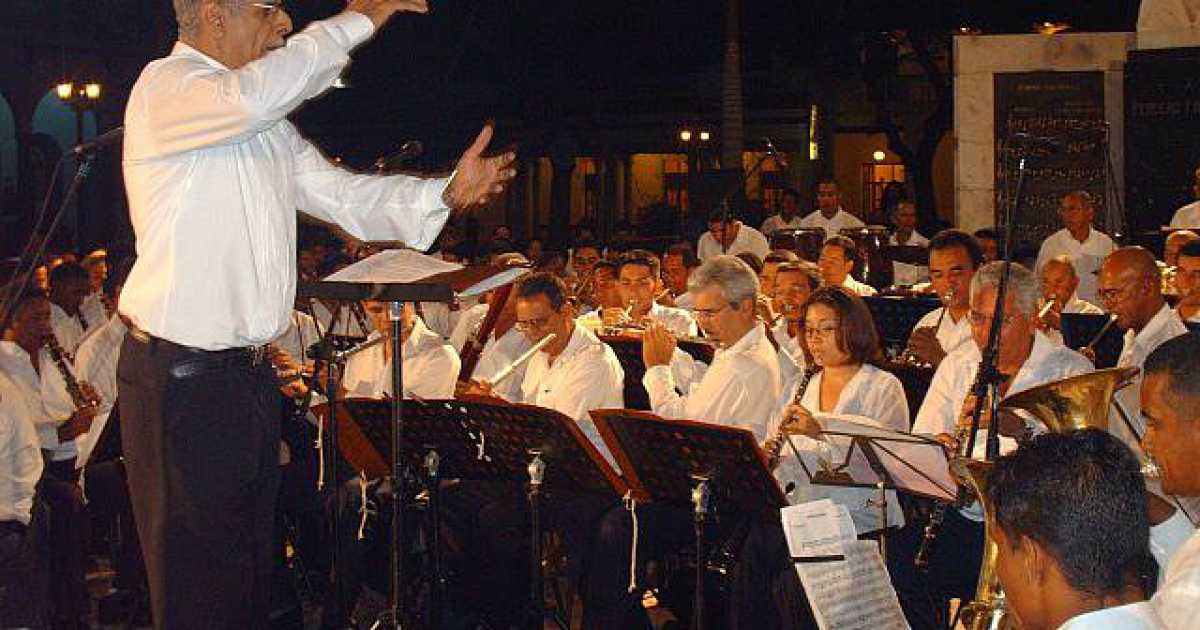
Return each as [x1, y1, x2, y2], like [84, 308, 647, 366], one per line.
[55, 80, 102, 248]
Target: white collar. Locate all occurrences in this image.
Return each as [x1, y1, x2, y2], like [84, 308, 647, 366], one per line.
[1128, 303, 1178, 351]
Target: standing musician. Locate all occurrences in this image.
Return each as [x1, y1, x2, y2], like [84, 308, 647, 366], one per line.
[115, 1, 515, 626]
[1035, 191, 1116, 305]
[889, 262, 1093, 630]
[905, 230, 983, 368]
[600, 250, 698, 336]
[817, 235, 877, 297]
[1035, 255, 1103, 344]
[1143, 333, 1200, 628]
[581, 255, 782, 630]
[989, 430, 1163, 629]
[732, 286, 910, 630]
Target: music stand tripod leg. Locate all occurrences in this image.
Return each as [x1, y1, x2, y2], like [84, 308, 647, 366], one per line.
[423, 449, 445, 628]
[690, 475, 712, 630]
[525, 451, 569, 630]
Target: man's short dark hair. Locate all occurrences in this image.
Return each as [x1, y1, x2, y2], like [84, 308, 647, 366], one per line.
[929, 229, 984, 268]
[50, 262, 89, 286]
[764, 250, 801, 265]
[776, 261, 821, 291]
[1144, 332, 1200, 409]
[1178, 239, 1200, 261]
[593, 259, 617, 275]
[573, 240, 602, 256]
[516, 272, 569, 311]
[989, 429, 1151, 598]
[708, 207, 739, 224]
[782, 188, 801, 203]
[618, 249, 661, 278]
[664, 243, 700, 268]
[822, 235, 859, 270]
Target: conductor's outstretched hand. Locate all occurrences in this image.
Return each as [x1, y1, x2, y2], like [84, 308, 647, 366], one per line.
[444, 124, 518, 211]
[346, 0, 428, 29]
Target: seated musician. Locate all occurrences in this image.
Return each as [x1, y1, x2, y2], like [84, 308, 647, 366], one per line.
[772, 261, 821, 383]
[1035, 255, 1103, 344]
[760, 250, 801, 300]
[974, 227, 1001, 263]
[1163, 229, 1198, 269]
[450, 254, 534, 402]
[697, 209, 771, 263]
[1172, 240, 1200, 323]
[990, 430, 1163, 630]
[905, 229, 983, 368]
[800, 179, 865, 234]
[1143, 333, 1200, 628]
[889, 261, 1093, 630]
[342, 301, 460, 399]
[580, 255, 782, 630]
[597, 249, 698, 336]
[662, 243, 701, 310]
[47, 263, 96, 354]
[731, 286, 910, 629]
[817, 235, 877, 297]
[1035, 191, 1116, 305]
[889, 200, 930, 287]
[761, 187, 804, 235]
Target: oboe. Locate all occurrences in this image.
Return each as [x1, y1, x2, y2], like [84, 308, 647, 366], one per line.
[44, 333, 96, 411]
[764, 367, 816, 470]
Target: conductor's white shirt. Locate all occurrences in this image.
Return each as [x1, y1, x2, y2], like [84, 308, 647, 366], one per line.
[520, 324, 625, 464]
[342, 318, 460, 400]
[772, 363, 910, 534]
[121, 12, 450, 351]
[643, 324, 782, 442]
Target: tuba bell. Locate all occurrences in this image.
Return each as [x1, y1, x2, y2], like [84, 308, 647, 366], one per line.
[996, 366, 1140, 434]
[949, 458, 1017, 630]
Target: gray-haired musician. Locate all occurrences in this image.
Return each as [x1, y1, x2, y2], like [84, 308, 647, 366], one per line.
[1035, 255, 1103, 343]
[115, 0, 515, 625]
[890, 261, 1093, 630]
[1035, 191, 1116, 305]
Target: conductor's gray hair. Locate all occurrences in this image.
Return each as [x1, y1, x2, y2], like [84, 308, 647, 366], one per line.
[173, 0, 206, 36]
[970, 261, 1039, 317]
[688, 255, 760, 309]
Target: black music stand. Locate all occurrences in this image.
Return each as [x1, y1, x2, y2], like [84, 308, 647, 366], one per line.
[600, 336, 715, 411]
[298, 262, 523, 630]
[784, 420, 955, 562]
[591, 409, 786, 630]
[1061, 313, 1123, 368]
[863, 296, 941, 354]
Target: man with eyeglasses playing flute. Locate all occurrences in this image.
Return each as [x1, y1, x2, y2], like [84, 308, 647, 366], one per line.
[118, 0, 516, 625]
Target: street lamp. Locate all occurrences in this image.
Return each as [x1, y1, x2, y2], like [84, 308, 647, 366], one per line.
[680, 129, 693, 142]
[56, 79, 103, 148]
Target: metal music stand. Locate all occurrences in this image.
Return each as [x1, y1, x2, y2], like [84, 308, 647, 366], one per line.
[1061, 313, 1123, 369]
[862, 296, 942, 355]
[591, 409, 786, 630]
[297, 263, 524, 630]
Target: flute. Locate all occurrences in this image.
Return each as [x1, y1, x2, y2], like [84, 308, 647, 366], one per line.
[484, 333, 556, 387]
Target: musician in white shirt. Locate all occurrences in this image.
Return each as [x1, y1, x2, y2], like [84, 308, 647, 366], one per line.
[759, 250, 800, 300]
[1168, 166, 1200, 228]
[600, 250, 698, 337]
[342, 302, 459, 400]
[990, 430, 1164, 630]
[115, 1, 516, 625]
[47, 263, 94, 354]
[906, 229, 984, 368]
[760, 188, 805, 235]
[799, 179, 865, 235]
[1034, 191, 1117, 305]
[1173, 240, 1200, 323]
[696, 212, 771, 263]
[891, 262, 1093, 630]
[771, 261, 820, 387]
[818, 235, 877, 297]
[1142, 334, 1200, 630]
[662, 243, 700, 310]
[453, 281, 535, 402]
[889, 200, 931, 286]
[1035, 255, 1104, 344]
[0, 374, 45, 628]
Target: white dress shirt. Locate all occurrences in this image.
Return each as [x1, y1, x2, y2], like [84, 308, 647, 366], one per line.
[761, 214, 805, 236]
[0, 386, 43, 526]
[1170, 200, 1200, 228]
[121, 13, 450, 351]
[696, 223, 771, 263]
[520, 324, 624, 465]
[1035, 227, 1117, 305]
[1115, 305, 1189, 456]
[1152, 507, 1197, 589]
[271, 310, 321, 366]
[79, 292, 111, 335]
[799, 208, 865, 235]
[464, 326, 534, 403]
[342, 318, 460, 400]
[839, 275, 878, 297]
[49, 303, 87, 355]
[890, 231, 930, 286]
[419, 301, 469, 340]
[912, 306, 974, 358]
[0, 341, 77, 461]
[913, 332, 1093, 520]
[56, 314, 129, 467]
[643, 324, 782, 442]
[772, 364, 910, 534]
[1153, 527, 1200, 630]
[1058, 602, 1164, 630]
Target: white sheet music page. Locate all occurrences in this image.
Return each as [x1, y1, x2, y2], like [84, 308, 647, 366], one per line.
[783, 500, 910, 630]
[325, 249, 528, 297]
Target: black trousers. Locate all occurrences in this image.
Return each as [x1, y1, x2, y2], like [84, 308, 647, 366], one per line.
[886, 507, 985, 630]
[40, 458, 90, 624]
[0, 502, 50, 628]
[85, 460, 147, 594]
[117, 332, 282, 629]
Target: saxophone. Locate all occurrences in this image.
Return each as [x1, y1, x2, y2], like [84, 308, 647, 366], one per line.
[44, 332, 97, 411]
[764, 367, 816, 470]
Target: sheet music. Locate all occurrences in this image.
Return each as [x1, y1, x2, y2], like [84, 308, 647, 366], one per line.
[782, 499, 909, 630]
[325, 249, 528, 297]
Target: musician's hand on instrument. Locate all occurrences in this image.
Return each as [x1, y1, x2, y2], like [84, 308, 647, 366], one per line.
[59, 406, 98, 442]
[935, 432, 960, 454]
[444, 123, 517, 211]
[457, 379, 496, 398]
[600, 307, 628, 328]
[642, 322, 676, 368]
[279, 378, 309, 400]
[345, 0, 428, 29]
[78, 381, 102, 407]
[781, 404, 821, 439]
[906, 327, 946, 367]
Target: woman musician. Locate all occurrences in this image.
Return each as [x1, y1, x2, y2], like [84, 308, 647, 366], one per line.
[730, 286, 910, 629]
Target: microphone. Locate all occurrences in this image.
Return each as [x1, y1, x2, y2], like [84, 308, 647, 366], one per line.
[71, 126, 124, 155]
[373, 140, 423, 171]
[762, 137, 788, 168]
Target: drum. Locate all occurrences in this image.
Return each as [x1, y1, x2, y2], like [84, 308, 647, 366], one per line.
[769, 227, 826, 262]
[840, 226, 893, 289]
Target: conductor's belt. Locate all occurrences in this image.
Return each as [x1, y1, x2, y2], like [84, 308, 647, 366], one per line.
[128, 325, 270, 378]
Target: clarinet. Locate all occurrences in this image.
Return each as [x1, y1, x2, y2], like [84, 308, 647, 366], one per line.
[914, 363, 985, 569]
[764, 367, 816, 470]
[44, 333, 96, 411]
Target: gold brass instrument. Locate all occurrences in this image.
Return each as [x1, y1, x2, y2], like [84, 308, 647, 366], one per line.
[949, 458, 1017, 630]
[1079, 314, 1116, 363]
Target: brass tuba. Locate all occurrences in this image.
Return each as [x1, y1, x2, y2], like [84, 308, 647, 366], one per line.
[949, 458, 1017, 630]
